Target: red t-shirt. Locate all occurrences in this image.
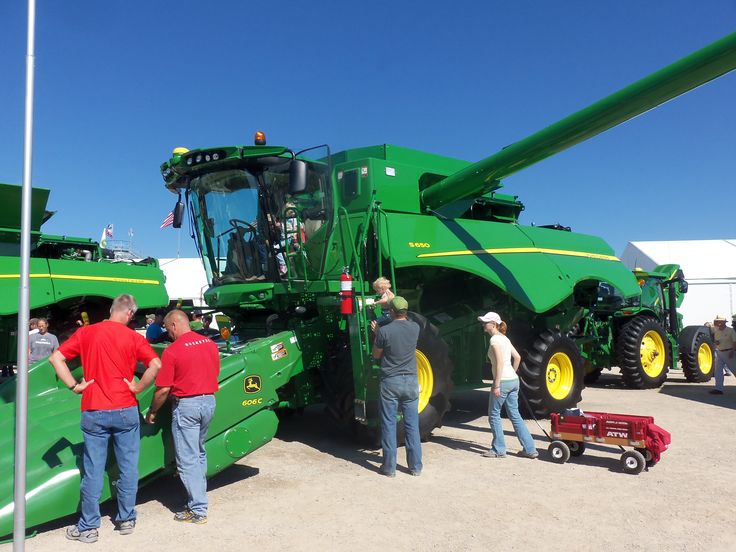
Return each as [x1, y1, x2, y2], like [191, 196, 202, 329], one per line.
[58, 320, 158, 411]
[157, 331, 220, 397]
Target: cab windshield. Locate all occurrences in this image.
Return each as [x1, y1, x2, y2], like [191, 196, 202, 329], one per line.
[189, 160, 330, 284]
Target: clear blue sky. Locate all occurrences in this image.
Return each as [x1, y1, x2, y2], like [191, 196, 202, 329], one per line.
[1, 1, 734, 260]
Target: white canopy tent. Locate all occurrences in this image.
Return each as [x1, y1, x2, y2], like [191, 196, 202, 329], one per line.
[620, 239, 736, 327]
[158, 257, 209, 307]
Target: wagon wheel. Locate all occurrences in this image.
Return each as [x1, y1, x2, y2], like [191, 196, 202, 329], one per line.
[548, 440, 570, 464]
[620, 449, 646, 474]
[566, 440, 586, 457]
[635, 447, 657, 468]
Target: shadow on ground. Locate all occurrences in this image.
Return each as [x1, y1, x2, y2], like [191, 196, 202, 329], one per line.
[659, 383, 735, 410]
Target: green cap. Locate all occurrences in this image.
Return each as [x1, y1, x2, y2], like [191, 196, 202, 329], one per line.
[390, 296, 409, 311]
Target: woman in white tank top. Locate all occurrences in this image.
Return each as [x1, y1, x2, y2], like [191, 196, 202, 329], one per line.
[478, 312, 538, 459]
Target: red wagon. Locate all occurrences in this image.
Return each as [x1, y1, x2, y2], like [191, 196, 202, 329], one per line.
[549, 411, 671, 474]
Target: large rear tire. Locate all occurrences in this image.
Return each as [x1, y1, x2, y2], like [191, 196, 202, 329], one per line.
[400, 312, 454, 441]
[518, 331, 584, 418]
[679, 326, 715, 382]
[616, 316, 670, 389]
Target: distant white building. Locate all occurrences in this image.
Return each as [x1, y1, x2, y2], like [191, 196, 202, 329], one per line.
[158, 258, 209, 307]
[620, 240, 736, 327]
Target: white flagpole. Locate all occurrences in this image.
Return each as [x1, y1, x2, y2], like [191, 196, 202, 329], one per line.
[14, 0, 36, 548]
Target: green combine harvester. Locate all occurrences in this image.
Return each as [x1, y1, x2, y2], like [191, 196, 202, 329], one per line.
[1, 32, 734, 537]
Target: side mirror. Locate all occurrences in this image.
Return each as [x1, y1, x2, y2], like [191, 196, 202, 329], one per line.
[679, 279, 688, 294]
[289, 160, 307, 194]
[172, 200, 185, 229]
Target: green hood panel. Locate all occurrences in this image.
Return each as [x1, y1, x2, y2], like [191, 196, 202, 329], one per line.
[0, 257, 168, 315]
[381, 213, 640, 313]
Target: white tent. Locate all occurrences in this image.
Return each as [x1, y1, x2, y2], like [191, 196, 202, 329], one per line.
[158, 257, 209, 307]
[620, 240, 736, 327]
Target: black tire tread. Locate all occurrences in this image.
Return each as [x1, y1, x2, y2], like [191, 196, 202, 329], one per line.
[616, 316, 670, 389]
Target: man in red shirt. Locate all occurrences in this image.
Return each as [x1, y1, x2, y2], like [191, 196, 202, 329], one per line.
[49, 294, 161, 543]
[145, 309, 220, 524]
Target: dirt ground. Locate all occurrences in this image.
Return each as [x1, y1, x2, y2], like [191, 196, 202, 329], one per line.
[4, 369, 736, 552]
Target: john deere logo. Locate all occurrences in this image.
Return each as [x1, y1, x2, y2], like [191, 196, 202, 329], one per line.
[244, 375, 262, 394]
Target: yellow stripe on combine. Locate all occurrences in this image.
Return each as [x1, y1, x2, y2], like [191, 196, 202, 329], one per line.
[416, 247, 620, 262]
[0, 273, 161, 285]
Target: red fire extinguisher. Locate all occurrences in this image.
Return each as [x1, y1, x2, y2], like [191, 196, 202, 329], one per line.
[340, 267, 353, 315]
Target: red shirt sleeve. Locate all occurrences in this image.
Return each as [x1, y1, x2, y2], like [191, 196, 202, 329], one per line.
[58, 328, 83, 360]
[135, 333, 158, 366]
[156, 347, 176, 387]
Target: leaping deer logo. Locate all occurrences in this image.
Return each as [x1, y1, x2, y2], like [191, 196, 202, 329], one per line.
[244, 376, 262, 394]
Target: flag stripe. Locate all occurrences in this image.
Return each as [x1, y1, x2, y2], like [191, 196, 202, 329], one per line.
[160, 211, 175, 229]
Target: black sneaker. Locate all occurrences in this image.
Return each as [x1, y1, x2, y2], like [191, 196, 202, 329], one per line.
[709, 389, 724, 395]
[66, 525, 99, 543]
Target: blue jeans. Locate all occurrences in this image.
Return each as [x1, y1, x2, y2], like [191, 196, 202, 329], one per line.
[714, 350, 736, 391]
[379, 375, 422, 474]
[488, 379, 536, 456]
[78, 406, 140, 530]
[172, 395, 216, 515]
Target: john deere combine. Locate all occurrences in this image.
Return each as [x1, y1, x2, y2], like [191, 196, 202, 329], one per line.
[1, 32, 734, 537]
[157, 33, 734, 427]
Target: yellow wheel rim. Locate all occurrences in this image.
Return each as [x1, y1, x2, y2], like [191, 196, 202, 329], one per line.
[546, 352, 574, 401]
[640, 330, 666, 378]
[416, 350, 434, 413]
[697, 342, 713, 375]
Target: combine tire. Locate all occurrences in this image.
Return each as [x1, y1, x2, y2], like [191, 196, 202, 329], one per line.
[518, 331, 584, 418]
[616, 316, 670, 389]
[679, 326, 715, 382]
[400, 312, 454, 441]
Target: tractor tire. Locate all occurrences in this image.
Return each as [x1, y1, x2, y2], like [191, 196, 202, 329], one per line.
[395, 312, 454, 442]
[518, 331, 584, 418]
[616, 316, 670, 389]
[679, 326, 715, 383]
[620, 449, 646, 475]
[548, 440, 570, 464]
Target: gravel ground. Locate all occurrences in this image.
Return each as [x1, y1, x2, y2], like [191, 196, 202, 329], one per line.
[4, 369, 735, 552]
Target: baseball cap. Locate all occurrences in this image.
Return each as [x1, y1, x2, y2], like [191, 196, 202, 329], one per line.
[714, 314, 727, 322]
[477, 311, 502, 324]
[390, 296, 409, 311]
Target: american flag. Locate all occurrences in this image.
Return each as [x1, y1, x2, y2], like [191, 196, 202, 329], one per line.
[160, 211, 175, 229]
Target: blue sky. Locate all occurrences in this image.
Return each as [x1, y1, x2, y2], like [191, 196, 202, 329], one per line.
[1, 1, 734, 260]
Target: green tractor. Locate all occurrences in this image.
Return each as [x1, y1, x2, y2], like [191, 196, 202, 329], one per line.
[578, 264, 715, 387]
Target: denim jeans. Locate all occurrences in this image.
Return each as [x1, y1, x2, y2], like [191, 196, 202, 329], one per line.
[172, 395, 216, 515]
[78, 406, 140, 530]
[379, 375, 422, 474]
[488, 379, 537, 456]
[714, 350, 736, 391]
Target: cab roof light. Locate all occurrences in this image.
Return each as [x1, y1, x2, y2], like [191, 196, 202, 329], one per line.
[254, 131, 267, 146]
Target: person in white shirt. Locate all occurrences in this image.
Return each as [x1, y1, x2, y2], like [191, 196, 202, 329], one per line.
[478, 312, 538, 459]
